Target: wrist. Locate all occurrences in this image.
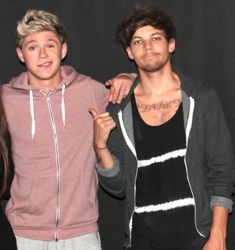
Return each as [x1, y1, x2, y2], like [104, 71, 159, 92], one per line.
[94, 144, 107, 150]
[210, 226, 227, 240]
[116, 73, 136, 80]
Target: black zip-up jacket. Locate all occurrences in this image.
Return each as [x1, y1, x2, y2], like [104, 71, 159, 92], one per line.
[97, 71, 234, 248]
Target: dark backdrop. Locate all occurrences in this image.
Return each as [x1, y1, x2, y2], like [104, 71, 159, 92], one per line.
[0, 0, 235, 249]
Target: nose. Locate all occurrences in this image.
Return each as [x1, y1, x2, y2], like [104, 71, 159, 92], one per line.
[143, 40, 152, 50]
[39, 46, 48, 58]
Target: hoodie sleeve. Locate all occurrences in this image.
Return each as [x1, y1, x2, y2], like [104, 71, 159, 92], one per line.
[95, 105, 126, 198]
[90, 79, 109, 112]
[203, 86, 234, 211]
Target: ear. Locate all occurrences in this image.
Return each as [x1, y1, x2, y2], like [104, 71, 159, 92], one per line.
[61, 42, 68, 60]
[168, 39, 176, 53]
[16, 47, 25, 63]
[126, 47, 134, 60]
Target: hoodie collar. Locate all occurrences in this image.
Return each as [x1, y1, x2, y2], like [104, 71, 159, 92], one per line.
[119, 68, 202, 112]
[8, 65, 77, 92]
[9, 65, 79, 139]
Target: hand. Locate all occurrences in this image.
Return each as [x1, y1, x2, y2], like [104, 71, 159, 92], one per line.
[203, 229, 226, 250]
[89, 108, 116, 149]
[105, 73, 135, 104]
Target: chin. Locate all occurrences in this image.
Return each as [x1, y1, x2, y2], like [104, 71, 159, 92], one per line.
[142, 65, 164, 72]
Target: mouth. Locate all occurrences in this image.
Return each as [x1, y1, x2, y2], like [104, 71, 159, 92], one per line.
[142, 53, 159, 59]
[38, 62, 52, 67]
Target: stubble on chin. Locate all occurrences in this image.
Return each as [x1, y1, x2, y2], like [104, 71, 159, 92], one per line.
[139, 54, 170, 73]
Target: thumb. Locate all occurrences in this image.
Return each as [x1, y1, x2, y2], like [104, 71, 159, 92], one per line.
[89, 108, 98, 118]
[105, 80, 112, 87]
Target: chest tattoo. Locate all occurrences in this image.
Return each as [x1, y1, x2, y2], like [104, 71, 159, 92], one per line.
[137, 98, 181, 113]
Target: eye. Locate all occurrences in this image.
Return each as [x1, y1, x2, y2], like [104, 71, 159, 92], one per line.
[152, 36, 162, 41]
[28, 46, 36, 51]
[46, 43, 55, 48]
[132, 39, 142, 45]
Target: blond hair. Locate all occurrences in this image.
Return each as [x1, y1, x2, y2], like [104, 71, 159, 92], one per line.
[16, 9, 67, 48]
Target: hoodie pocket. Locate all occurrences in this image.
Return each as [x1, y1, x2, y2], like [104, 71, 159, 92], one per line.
[6, 174, 32, 225]
[6, 174, 57, 229]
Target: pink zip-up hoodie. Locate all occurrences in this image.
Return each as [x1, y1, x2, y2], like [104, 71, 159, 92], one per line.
[2, 65, 108, 241]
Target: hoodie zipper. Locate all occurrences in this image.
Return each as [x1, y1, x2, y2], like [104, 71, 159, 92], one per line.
[184, 158, 205, 237]
[118, 111, 138, 247]
[184, 97, 205, 237]
[45, 92, 61, 241]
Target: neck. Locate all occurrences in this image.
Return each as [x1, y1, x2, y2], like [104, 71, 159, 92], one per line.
[28, 74, 62, 93]
[137, 65, 180, 96]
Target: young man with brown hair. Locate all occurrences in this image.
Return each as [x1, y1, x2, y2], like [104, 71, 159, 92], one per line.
[91, 4, 234, 250]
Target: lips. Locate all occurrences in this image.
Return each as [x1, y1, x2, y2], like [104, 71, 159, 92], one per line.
[38, 62, 52, 67]
[142, 53, 159, 59]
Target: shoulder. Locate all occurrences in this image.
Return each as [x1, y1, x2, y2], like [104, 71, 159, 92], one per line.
[179, 71, 217, 101]
[62, 65, 109, 96]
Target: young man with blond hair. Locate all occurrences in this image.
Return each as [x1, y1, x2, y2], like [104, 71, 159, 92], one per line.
[2, 9, 132, 250]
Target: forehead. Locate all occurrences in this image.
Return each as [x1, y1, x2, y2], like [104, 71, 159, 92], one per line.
[22, 30, 61, 45]
[132, 25, 165, 38]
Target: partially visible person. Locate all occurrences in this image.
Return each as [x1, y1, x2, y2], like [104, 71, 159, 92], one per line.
[2, 9, 133, 250]
[91, 4, 235, 250]
[0, 86, 17, 250]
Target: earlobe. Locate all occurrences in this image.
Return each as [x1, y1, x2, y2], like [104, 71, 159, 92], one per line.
[126, 47, 134, 60]
[169, 39, 176, 53]
[61, 43, 68, 60]
[16, 47, 25, 63]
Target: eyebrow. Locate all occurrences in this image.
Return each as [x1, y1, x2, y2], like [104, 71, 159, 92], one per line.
[24, 38, 59, 47]
[132, 32, 165, 40]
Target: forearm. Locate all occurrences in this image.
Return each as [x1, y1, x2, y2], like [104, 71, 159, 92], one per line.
[95, 145, 114, 169]
[203, 206, 228, 250]
[96, 153, 125, 198]
[210, 206, 228, 238]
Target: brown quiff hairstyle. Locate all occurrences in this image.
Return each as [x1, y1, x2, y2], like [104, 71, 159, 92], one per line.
[117, 4, 176, 49]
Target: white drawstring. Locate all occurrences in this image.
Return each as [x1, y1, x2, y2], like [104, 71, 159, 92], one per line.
[61, 83, 66, 126]
[29, 84, 66, 139]
[29, 90, 35, 139]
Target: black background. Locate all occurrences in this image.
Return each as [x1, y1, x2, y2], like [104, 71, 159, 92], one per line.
[0, 0, 234, 249]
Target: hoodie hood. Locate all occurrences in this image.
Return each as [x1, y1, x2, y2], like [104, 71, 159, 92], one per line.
[8, 65, 78, 92]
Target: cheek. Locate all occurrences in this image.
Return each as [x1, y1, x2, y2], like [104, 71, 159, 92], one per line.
[51, 50, 63, 60]
[24, 56, 37, 68]
[130, 48, 142, 59]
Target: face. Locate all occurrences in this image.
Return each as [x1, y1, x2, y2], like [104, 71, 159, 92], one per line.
[126, 25, 175, 73]
[16, 31, 67, 90]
